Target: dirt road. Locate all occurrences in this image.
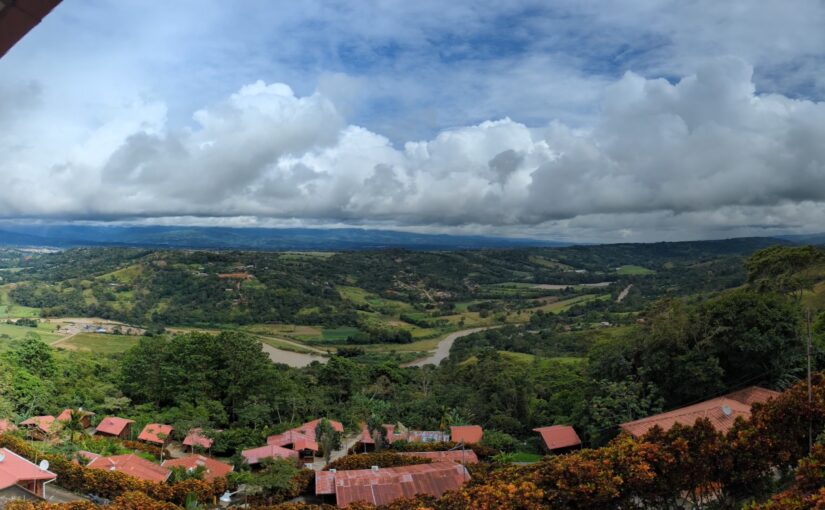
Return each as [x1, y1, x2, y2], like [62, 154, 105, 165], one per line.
[404, 327, 490, 367]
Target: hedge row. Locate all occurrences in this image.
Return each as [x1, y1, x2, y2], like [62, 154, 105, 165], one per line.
[324, 452, 432, 471]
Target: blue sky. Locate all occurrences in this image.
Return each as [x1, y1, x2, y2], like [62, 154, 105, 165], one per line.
[2, 0, 825, 242]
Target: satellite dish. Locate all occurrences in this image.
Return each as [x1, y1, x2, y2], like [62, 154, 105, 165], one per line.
[722, 405, 732, 416]
[219, 491, 232, 504]
[0, 453, 6, 463]
[39, 459, 49, 471]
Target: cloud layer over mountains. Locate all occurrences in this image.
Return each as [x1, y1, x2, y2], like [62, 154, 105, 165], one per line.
[3, 56, 825, 241]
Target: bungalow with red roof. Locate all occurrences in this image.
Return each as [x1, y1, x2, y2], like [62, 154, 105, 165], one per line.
[0, 420, 17, 435]
[0, 447, 57, 503]
[267, 430, 319, 458]
[182, 428, 213, 451]
[315, 462, 470, 508]
[138, 423, 174, 447]
[533, 425, 582, 454]
[352, 423, 376, 453]
[94, 416, 135, 439]
[450, 425, 483, 444]
[19, 416, 57, 441]
[85, 454, 170, 483]
[242, 444, 299, 467]
[162, 455, 233, 482]
[619, 386, 780, 437]
[57, 409, 95, 429]
[293, 418, 344, 441]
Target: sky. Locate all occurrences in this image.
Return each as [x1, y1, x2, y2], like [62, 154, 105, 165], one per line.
[2, 0, 825, 243]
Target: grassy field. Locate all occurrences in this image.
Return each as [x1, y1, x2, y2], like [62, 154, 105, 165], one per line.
[0, 322, 61, 344]
[0, 287, 41, 318]
[532, 294, 610, 313]
[510, 452, 544, 463]
[257, 335, 323, 354]
[616, 265, 656, 275]
[53, 332, 140, 354]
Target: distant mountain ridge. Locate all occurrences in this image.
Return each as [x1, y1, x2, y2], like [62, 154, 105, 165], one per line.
[0, 224, 571, 251]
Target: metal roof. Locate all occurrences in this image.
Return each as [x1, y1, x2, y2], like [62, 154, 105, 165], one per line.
[315, 461, 470, 508]
[533, 425, 582, 450]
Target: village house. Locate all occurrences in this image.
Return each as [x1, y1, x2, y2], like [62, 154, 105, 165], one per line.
[352, 423, 376, 453]
[533, 425, 582, 454]
[138, 423, 174, 447]
[315, 462, 470, 508]
[19, 416, 57, 441]
[182, 428, 213, 451]
[56, 409, 95, 429]
[241, 444, 299, 466]
[267, 430, 319, 459]
[162, 455, 233, 482]
[82, 453, 171, 483]
[0, 447, 57, 505]
[94, 416, 135, 439]
[450, 425, 483, 444]
[619, 386, 780, 437]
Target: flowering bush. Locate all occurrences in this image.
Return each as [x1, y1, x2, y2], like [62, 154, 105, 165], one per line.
[324, 452, 432, 471]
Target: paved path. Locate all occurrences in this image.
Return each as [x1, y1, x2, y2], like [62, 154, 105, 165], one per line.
[404, 327, 490, 367]
[45, 485, 85, 504]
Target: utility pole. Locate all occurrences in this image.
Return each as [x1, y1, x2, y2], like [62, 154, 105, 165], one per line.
[807, 308, 813, 454]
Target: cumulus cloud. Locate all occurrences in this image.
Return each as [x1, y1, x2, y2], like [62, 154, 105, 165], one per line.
[3, 57, 825, 241]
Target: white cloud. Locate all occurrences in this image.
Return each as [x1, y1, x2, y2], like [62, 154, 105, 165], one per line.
[3, 57, 825, 242]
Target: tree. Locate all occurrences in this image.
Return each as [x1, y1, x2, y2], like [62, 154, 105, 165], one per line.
[315, 419, 342, 463]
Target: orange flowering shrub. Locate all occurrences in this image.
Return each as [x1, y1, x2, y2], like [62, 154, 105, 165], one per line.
[325, 452, 432, 471]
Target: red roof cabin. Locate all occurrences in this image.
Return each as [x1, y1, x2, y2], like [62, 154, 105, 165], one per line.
[352, 423, 376, 453]
[94, 416, 135, 439]
[315, 461, 470, 508]
[533, 425, 582, 454]
[450, 425, 483, 444]
[0, 447, 57, 500]
[293, 418, 344, 441]
[19, 416, 57, 441]
[619, 386, 780, 437]
[138, 423, 174, 447]
[183, 428, 214, 451]
[241, 444, 299, 467]
[85, 454, 170, 483]
[57, 409, 95, 429]
[162, 455, 233, 482]
[267, 430, 319, 458]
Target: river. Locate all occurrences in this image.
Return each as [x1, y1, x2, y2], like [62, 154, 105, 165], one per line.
[404, 327, 490, 367]
[260, 342, 328, 368]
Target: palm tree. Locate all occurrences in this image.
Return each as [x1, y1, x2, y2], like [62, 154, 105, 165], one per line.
[63, 410, 87, 444]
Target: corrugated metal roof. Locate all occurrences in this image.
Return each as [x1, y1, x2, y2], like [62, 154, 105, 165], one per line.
[162, 455, 233, 481]
[182, 428, 213, 449]
[95, 416, 134, 436]
[241, 444, 299, 465]
[86, 454, 170, 483]
[316, 461, 469, 508]
[267, 430, 319, 451]
[619, 386, 780, 437]
[20, 415, 56, 434]
[533, 425, 581, 450]
[138, 423, 173, 445]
